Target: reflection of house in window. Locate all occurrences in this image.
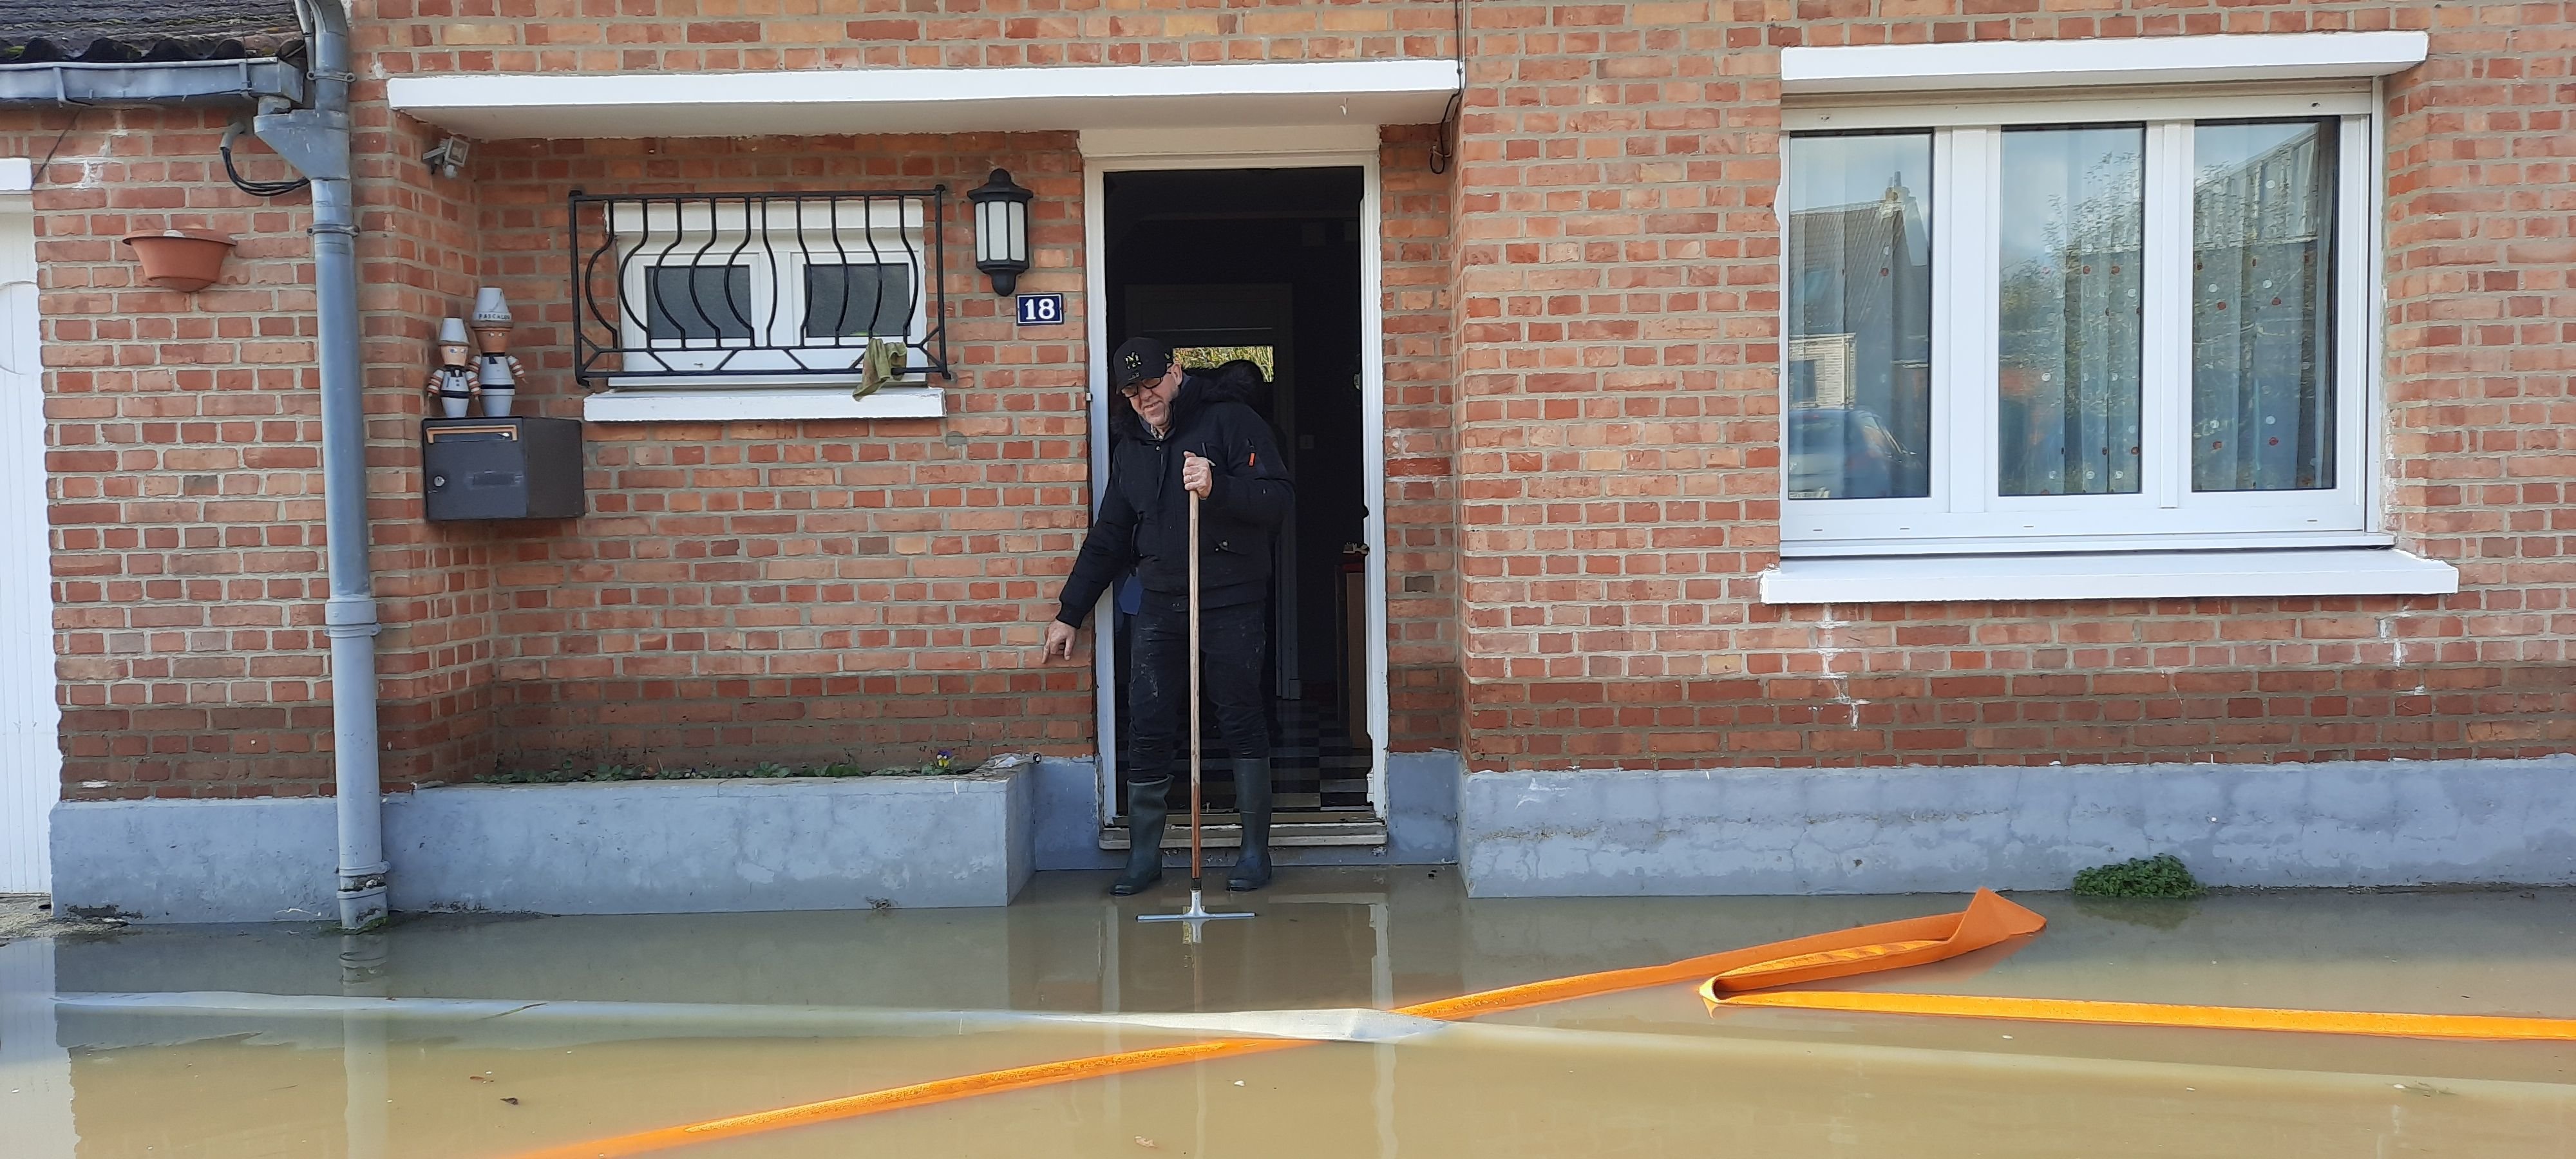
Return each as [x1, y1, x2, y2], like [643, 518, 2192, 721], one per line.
[2196, 129, 2327, 245]
[1996, 137, 2145, 498]
[1788, 333, 1855, 408]
[1786, 176, 1932, 496]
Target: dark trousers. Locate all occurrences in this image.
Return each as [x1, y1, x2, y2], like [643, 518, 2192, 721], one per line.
[1128, 592, 1270, 783]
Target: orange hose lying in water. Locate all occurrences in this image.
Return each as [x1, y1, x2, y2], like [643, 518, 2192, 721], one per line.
[1705, 989, 2576, 1041]
[578, 1039, 1305, 1157]
[513, 890, 2044, 1158]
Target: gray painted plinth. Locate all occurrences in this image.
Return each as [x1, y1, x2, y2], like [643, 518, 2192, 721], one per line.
[52, 757, 1035, 923]
[50, 797, 340, 923]
[1463, 757, 2576, 898]
[386, 760, 1033, 915]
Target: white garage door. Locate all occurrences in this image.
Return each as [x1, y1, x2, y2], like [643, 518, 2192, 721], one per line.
[0, 163, 57, 894]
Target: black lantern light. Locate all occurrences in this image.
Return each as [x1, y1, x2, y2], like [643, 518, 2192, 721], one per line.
[967, 167, 1033, 296]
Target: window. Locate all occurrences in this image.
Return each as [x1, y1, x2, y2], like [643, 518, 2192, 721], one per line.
[802, 263, 913, 341]
[1781, 93, 2371, 555]
[636, 259, 913, 347]
[571, 191, 951, 391]
[645, 266, 753, 342]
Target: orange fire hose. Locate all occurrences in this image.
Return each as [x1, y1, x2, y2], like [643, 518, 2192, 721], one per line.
[1707, 990, 2576, 1041]
[531, 1039, 1310, 1158]
[512, 891, 2045, 1158]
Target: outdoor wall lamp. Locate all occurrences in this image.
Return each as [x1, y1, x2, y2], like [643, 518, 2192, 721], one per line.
[968, 167, 1033, 296]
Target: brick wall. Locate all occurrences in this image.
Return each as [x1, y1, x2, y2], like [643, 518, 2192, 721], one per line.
[12, 106, 345, 799]
[361, 94, 504, 790]
[1448, 0, 2576, 770]
[464, 126, 1464, 771]
[24, 0, 2575, 800]
[463, 132, 1097, 772]
[14, 96, 493, 799]
[305, 0, 1467, 786]
[23, 102, 1464, 795]
[1381, 123, 1465, 751]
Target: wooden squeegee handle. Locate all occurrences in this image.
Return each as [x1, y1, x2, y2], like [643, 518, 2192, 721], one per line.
[1186, 491, 1202, 890]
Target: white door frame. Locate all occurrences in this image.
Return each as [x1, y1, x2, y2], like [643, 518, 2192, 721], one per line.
[1079, 127, 1390, 826]
[0, 159, 57, 894]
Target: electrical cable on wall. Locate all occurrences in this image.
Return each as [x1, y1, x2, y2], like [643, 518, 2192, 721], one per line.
[33, 108, 88, 183]
[222, 122, 309, 198]
[1429, 0, 1466, 174]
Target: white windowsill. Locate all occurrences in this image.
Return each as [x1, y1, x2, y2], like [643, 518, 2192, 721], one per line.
[582, 386, 943, 423]
[1759, 549, 2459, 605]
[1780, 31, 2429, 95]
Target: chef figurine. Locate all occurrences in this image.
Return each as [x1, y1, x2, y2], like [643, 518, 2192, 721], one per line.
[469, 288, 522, 417]
[427, 317, 477, 418]
[475, 352, 523, 417]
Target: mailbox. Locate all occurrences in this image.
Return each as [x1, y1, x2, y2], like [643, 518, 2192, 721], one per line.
[422, 417, 585, 521]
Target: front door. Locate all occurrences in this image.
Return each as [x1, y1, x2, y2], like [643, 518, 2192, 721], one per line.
[1094, 165, 1378, 849]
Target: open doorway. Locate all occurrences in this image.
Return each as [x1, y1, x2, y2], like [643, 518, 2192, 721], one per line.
[1097, 165, 1374, 845]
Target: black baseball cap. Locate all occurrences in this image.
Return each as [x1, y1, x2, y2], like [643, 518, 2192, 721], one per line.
[1112, 337, 1172, 386]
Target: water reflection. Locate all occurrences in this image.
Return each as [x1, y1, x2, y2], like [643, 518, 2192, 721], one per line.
[4, 876, 2573, 1157]
[0, 938, 77, 1155]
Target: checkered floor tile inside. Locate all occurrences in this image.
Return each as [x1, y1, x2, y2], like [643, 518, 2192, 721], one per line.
[1115, 694, 1371, 814]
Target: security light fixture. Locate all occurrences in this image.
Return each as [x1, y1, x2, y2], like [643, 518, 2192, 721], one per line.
[424, 135, 471, 180]
[968, 167, 1032, 296]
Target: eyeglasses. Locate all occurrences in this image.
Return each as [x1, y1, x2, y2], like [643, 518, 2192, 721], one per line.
[1117, 378, 1160, 398]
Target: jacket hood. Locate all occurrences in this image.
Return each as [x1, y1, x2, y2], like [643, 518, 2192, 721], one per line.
[1107, 371, 1262, 442]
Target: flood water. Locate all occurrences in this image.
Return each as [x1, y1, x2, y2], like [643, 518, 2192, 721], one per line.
[4, 871, 2571, 1157]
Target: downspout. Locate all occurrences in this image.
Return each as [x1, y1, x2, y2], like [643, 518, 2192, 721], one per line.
[255, 0, 386, 930]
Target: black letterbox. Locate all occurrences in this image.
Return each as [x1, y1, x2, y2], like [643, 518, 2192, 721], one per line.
[422, 417, 585, 522]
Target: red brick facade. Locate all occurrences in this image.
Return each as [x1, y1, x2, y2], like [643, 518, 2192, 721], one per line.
[475, 132, 1096, 768]
[16, 0, 2573, 798]
[12, 106, 330, 798]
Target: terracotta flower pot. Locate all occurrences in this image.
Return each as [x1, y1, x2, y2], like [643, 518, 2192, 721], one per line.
[121, 230, 236, 292]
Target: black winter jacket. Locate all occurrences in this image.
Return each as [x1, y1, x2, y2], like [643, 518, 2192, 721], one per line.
[1055, 373, 1293, 627]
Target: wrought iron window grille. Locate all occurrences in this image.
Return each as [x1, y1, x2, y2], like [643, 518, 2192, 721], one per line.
[569, 188, 952, 387]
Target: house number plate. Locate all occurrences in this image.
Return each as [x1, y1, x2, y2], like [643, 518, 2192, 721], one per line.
[1016, 293, 1065, 326]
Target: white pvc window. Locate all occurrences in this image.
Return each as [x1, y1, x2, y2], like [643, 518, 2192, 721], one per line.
[1781, 92, 2374, 556]
[611, 198, 931, 386]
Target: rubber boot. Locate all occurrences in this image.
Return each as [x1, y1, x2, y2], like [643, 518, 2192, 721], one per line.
[1110, 777, 1171, 896]
[1226, 757, 1273, 892]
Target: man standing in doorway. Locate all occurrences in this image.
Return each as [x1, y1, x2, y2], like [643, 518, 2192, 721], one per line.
[1045, 338, 1293, 896]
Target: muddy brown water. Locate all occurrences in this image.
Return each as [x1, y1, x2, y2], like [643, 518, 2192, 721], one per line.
[5, 872, 2571, 1156]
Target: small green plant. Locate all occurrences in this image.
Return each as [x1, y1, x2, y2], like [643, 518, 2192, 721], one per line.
[2072, 853, 2206, 899]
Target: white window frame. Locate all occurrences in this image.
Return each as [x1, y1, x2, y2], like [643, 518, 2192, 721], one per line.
[1779, 86, 2379, 558]
[585, 198, 945, 423]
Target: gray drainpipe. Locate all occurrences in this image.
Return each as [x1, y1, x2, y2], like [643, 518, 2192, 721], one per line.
[255, 0, 386, 930]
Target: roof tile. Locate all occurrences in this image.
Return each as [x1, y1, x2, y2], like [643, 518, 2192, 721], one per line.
[0, 0, 303, 64]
